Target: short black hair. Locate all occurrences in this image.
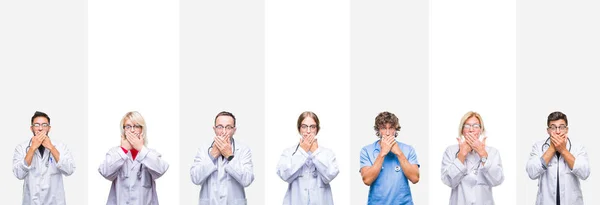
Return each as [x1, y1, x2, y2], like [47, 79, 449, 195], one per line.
[31, 111, 50, 125]
[215, 111, 236, 126]
[547, 111, 567, 127]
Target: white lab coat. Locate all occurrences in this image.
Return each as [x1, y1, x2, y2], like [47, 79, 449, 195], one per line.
[12, 140, 76, 205]
[98, 146, 169, 205]
[526, 139, 590, 205]
[276, 145, 339, 205]
[190, 141, 254, 205]
[441, 145, 504, 205]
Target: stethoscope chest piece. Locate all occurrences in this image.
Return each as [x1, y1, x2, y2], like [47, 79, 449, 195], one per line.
[394, 166, 401, 172]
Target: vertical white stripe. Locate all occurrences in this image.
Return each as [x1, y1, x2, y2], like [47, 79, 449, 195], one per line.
[88, 1, 179, 204]
[265, 0, 350, 204]
[430, 1, 516, 205]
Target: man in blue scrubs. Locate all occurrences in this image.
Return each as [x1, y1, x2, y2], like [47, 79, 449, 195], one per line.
[360, 111, 420, 205]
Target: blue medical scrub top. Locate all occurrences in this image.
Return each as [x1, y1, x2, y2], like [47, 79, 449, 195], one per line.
[360, 140, 420, 205]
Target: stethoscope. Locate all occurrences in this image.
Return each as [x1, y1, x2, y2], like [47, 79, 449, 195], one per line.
[542, 137, 572, 152]
[207, 138, 236, 158]
[26, 139, 52, 167]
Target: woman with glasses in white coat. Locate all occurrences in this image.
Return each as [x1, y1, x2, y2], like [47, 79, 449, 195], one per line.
[98, 111, 169, 205]
[441, 111, 504, 205]
[276, 111, 340, 205]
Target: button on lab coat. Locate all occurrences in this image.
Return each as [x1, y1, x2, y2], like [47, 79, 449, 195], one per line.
[190, 141, 254, 205]
[276, 145, 339, 205]
[526, 140, 590, 205]
[441, 145, 504, 205]
[99, 146, 169, 205]
[13, 140, 76, 205]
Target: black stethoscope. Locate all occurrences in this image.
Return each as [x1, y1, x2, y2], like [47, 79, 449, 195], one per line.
[207, 138, 236, 158]
[542, 137, 572, 152]
[26, 139, 52, 167]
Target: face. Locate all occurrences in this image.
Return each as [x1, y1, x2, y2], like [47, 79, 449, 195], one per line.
[462, 116, 481, 138]
[123, 118, 143, 138]
[299, 117, 318, 138]
[547, 119, 568, 137]
[378, 123, 396, 138]
[214, 116, 236, 139]
[31, 116, 51, 136]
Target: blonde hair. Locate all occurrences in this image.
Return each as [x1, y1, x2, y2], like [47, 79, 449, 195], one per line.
[458, 111, 485, 138]
[120, 111, 148, 146]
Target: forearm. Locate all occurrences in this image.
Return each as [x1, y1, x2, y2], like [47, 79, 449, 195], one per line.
[542, 148, 554, 165]
[397, 153, 419, 183]
[24, 148, 36, 166]
[561, 150, 575, 170]
[361, 154, 384, 185]
[49, 145, 60, 162]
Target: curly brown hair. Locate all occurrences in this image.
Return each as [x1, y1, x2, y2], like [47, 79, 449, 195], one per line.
[374, 111, 401, 135]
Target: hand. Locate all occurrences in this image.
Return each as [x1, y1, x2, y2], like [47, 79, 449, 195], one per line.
[214, 135, 233, 158]
[41, 134, 55, 150]
[391, 141, 402, 156]
[121, 137, 132, 150]
[300, 133, 316, 152]
[379, 135, 395, 156]
[465, 133, 487, 158]
[31, 131, 47, 150]
[551, 132, 567, 154]
[125, 131, 144, 151]
[457, 137, 472, 156]
[309, 138, 318, 152]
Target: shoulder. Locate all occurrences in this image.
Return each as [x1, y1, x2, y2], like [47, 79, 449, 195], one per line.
[316, 146, 335, 155]
[397, 141, 415, 150]
[485, 145, 500, 154]
[360, 140, 378, 152]
[444, 144, 460, 153]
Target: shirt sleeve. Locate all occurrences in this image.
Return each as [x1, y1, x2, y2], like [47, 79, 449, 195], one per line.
[570, 144, 590, 180]
[526, 142, 546, 180]
[190, 146, 218, 185]
[54, 143, 76, 176]
[276, 146, 308, 183]
[312, 148, 340, 184]
[98, 146, 128, 181]
[359, 147, 372, 171]
[441, 146, 468, 188]
[407, 145, 420, 167]
[13, 143, 31, 180]
[478, 147, 504, 187]
[136, 146, 170, 180]
[224, 146, 255, 187]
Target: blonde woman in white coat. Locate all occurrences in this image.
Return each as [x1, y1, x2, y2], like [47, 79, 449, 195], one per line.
[441, 111, 504, 205]
[99, 111, 169, 205]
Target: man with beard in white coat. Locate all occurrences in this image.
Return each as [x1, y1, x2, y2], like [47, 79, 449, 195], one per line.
[13, 111, 76, 205]
[190, 111, 254, 205]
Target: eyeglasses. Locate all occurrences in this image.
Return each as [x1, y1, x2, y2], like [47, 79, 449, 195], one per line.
[215, 125, 235, 131]
[548, 125, 567, 131]
[32, 123, 50, 128]
[463, 123, 481, 130]
[300, 124, 317, 130]
[123, 125, 143, 130]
